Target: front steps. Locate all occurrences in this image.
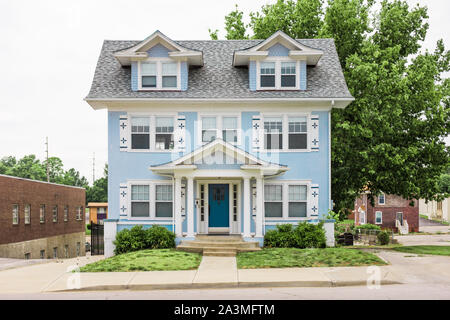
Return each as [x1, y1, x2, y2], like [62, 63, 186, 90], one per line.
[177, 235, 261, 257]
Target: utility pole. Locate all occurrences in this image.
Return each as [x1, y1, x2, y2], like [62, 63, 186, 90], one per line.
[45, 137, 49, 182]
[92, 152, 96, 184]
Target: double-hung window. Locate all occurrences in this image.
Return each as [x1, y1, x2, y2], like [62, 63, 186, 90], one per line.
[12, 204, 19, 225]
[378, 193, 385, 205]
[288, 185, 307, 217]
[24, 204, 31, 224]
[375, 211, 383, 224]
[162, 63, 177, 88]
[281, 62, 296, 87]
[264, 117, 283, 150]
[288, 117, 307, 149]
[155, 117, 174, 150]
[64, 205, 69, 222]
[76, 207, 83, 220]
[264, 185, 283, 218]
[155, 185, 173, 217]
[52, 206, 58, 223]
[141, 62, 157, 88]
[222, 117, 238, 143]
[202, 117, 217, 143]
[40, 205, 45, 223]
[260, 62, 276, 88]
[131, 117, 150, 150]
[131, 185, 150, 217]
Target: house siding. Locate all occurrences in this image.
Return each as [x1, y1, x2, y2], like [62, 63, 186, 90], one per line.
[268, 43, 289, 56]
[181, 62, 188, 91]
[300, 60, 307, 90]
[147, 43, 170, 57]
[131, 62, 138, 91]
[249, 61, 256, 91]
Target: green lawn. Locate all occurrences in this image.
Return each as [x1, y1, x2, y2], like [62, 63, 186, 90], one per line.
[85, 224, 91, 236]
[393, 245, 450, 256]
[237, 248, 387, 269]
[80, 249, 202, 272]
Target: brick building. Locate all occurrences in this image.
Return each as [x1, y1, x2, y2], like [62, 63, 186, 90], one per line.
[352, 192, 419, 233]
[0, 175, 86, 259]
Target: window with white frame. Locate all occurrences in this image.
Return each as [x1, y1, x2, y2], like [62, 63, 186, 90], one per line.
[155, 185, 173, 217]
[162, 63, 177, 88]
[375, 211, 382, 224]
[141, 62, 157, 88]
[260, 62, 276, 88]
[281, 62, 296, 87]
[264, 185, 283, 217]
[24, 204, 31, 224]
[155, 117, 174, 150]
[52, 206, 58, 223]
[201, 117, 217, 143]
[40, 204, 45, 223]
[288, 116, 307, 149]
[222, 117, 238, 144]
[12, 204, 19, 225]
[64, 205, 68, 222]
[131, 117, 150, 150]
[378, 193, 385, 205]
[139, 60, 179, 90]
[76, 207, 83, 220]
[264, 117, 283, 150]
[288, 185, 307, 217]
[131, 185, 150, 217]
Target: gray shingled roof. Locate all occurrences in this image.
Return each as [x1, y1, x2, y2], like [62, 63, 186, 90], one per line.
[86, 39, 353, 100]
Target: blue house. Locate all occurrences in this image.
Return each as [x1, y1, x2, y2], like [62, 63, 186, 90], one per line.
[86, 31, 354, 257]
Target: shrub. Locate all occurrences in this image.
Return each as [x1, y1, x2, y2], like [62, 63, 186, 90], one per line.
[144, 225, 176, 249]
[113, 225, 175, 255]
[377, 231, 390, 245]
[263, 223, 326, 249]
[355, 223, 381, 231]
[335, 220, 354, 235]
[86, 224, 91, 230]
[294, 222, 326, 248]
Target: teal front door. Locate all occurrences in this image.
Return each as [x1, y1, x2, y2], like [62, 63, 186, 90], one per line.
[208, 184, 230, 228]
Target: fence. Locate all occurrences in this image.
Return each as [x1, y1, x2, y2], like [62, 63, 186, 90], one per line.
[91, 222, 104, 255]
[353, 228, 394, 245]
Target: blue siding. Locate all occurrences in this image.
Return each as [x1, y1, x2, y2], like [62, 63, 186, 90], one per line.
[300, 60, 307, 90]
[147, 44, 170, 57]
[181, 62, 188, 91]
[249, 61, 256, 91]
[267, 43, 289, 56]
[179, 112, 197, 152]
[131, 62, 138, 91]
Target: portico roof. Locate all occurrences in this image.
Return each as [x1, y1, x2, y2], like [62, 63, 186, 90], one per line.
[150, 139, 288, 177]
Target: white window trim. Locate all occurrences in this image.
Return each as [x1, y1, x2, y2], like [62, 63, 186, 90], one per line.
[64, 205, 69, 222]
[40, 205, 45, 223]
[52, 206, 58, 223]
[197, 113, 242, 147]
[260, 113, 310, 152]
[12, 204, 19, 225]
[375, 211, 383, 224]
[263, 184, 284, 219]
[155, 184, 174, 218]
[138, 58, 181, 91]
[127, 180, 174, 221]
[263, 180, 311, 221]
[129, 113, 178, 152]
[378, 193, 385, 205]
[256, 57, 301, 90]
[24, 204, 31, 225]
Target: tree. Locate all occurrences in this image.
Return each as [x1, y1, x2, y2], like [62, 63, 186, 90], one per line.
[224, 4, 248, 40]
[212, 0, 450, 219]
[57, 168, 89, 188]
[86, 164, 108, 203]
[438, 174, 450, 195]
[9, 155, 46, 181]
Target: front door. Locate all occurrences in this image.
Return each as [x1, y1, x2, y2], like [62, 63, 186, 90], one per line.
[396, 212, 403, 226]
[208, 184, 229, 228]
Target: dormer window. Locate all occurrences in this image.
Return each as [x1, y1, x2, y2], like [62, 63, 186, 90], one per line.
[138, 60, 180, 90]
[257, 59, 299, 90]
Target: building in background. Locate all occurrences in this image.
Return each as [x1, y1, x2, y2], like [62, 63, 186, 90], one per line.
[0, 175, 86, 259]
[352, 192, 419, 234]
[87, 202, 108, 224]
[419, 198, 450, 222]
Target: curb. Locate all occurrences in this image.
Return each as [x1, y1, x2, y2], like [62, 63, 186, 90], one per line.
[47, 279, 402, 292]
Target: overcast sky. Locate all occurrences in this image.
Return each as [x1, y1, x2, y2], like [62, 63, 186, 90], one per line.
[0, 0, 448, 184]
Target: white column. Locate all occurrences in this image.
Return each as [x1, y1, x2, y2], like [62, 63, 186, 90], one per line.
[256, 176, 264, 237]
[187, 177, 195, 237]
[174, 177, 182, 237]
[243, 177, 251, 238]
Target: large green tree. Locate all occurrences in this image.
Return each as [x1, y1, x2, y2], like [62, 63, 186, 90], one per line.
[86, 164, 108, 203]
[211, 0, 450, 218]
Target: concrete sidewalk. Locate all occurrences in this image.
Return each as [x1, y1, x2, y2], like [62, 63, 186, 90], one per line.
[42, 256, 400, 292]
[0, 255, 406, 293]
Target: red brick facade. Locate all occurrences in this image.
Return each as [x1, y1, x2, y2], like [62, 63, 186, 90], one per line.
[352, 193, 419, 233]
[0, 175, 85, 245]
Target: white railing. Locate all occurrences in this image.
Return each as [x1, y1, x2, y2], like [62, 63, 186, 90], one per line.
[396, 219, 409, 235]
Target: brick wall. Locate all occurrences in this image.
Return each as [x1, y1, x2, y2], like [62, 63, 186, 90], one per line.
[0, 175, 86, 245]
[353, 193, 419, 232]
